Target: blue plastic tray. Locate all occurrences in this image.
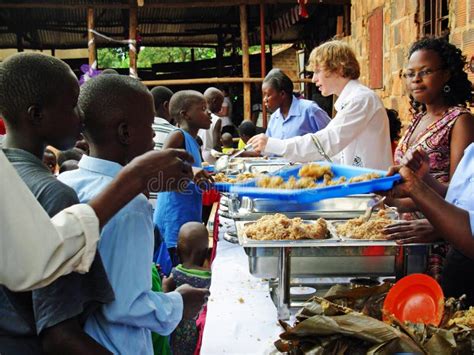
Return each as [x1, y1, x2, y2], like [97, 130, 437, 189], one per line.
[229, 163, 401, 202]
[213, 177, 257, 193]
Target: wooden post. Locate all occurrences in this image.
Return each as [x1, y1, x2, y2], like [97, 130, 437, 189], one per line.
[129, 4, 138, 77]
[16, 32, 24, 52]
[240, 4, 251, 120]
[87, 7, 96, 68]
[259, 2, 267, 127]
[336, 16, 343, 37]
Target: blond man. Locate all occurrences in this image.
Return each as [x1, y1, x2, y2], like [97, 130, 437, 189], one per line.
[249, 40, 393, 170]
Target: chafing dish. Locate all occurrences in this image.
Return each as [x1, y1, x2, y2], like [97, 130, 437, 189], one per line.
[226, 194, 377, 220]
[235, 219, 433, 319]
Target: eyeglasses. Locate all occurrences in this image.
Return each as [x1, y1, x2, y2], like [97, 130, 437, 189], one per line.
[402, 68, 444, 80]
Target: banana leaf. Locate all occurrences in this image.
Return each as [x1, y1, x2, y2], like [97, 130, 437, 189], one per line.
[275, 292, 473, 354]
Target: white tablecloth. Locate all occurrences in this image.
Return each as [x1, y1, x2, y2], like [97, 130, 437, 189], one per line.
[201, 240, 282, 354]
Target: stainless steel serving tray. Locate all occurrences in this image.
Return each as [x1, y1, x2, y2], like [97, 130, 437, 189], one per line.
[235, 217, 430, 279]
[235, 220, 339, 248]
[227, 194, 376, 220]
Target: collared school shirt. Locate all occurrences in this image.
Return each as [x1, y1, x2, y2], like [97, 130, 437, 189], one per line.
[59, 155, 183, 355]
[266, 95, 330, 139]
[0, 150, 100, 292]
[198, 113, 221, 164]
[265, 80, 393, 170]
[152, 116, 177, 150]
[445, 143, 474, 236]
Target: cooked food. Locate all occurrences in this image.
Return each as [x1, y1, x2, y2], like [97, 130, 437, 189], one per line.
[214, 172, 258, 183]
[244, 213, 328, 240]
[349, 172, 381, 183]
[255, 164, 380, 190]
[298, 163, 333, 180]
[448, 307, 474, 328]
[256, 175, 285, 188]
[336, 210, 393, 240]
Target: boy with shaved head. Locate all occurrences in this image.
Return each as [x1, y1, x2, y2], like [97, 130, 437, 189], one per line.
[59, 76, 208, 354]
[198, 87, 223, 163]
[151, 86, 176, 150]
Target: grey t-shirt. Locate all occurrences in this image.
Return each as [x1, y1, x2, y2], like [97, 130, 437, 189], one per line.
[0, 148, 114, 355]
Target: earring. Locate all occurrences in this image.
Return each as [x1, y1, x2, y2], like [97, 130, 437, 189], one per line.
[443, 84, 451, 93]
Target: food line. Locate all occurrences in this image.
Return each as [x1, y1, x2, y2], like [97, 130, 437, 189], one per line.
[202, 158, 438, 345]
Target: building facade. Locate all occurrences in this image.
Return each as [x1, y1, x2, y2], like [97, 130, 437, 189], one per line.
[346, 0, 474, 126]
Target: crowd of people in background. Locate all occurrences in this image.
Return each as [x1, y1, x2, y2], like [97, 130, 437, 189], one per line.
[1, 34, 474, 355]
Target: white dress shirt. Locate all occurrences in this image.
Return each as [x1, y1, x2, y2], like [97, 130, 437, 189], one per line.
[265, 80, 393, 170]
[198, 113, 221, 164]
[0, 150, 99, 291]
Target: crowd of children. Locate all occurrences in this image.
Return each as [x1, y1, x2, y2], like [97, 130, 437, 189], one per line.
[0, 53, 210, 355]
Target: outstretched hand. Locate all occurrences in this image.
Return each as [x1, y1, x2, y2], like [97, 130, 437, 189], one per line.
[401, 146, 430, 179]
[125, 148, 194, 193]
[383, 218, 440, 244]
[192, 167, 214, 191]
[247, 133, 268, 154]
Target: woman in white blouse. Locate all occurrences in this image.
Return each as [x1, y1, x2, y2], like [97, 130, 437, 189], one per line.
[249, 40, 393, 170]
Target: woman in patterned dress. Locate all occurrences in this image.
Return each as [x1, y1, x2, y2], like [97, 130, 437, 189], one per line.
[384, 37, 474, 280]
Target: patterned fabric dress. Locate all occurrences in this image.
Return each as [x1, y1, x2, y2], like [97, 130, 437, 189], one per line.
[170, 265, 211, 355]
[395, 107, 471, 184]
[394, 106, 471, 279]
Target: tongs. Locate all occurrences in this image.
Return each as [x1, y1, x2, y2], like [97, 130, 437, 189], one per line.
[215, 144, 254, 172]
[361, 196, 386, 222]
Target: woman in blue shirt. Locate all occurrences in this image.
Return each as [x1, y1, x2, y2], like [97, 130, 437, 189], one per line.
[263, 68, 330, 140]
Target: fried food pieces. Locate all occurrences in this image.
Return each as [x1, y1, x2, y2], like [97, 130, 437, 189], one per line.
[298, 163, 333, 180]
[448, 307, 474, 328]
[244, 213, 328, 240]
[348, 172, 381, 183]
[336, 210, 392, 240]
[214, 172, 257, 183]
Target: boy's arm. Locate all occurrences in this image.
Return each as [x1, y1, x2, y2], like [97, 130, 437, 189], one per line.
[98, 211, 184, 335]
[162, 274, 176, 293]
[90, 148, 194, 228]
[212, 119, 222, 150]
[162, 130, 185, 150]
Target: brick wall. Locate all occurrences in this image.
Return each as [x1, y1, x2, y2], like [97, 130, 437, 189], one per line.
[272, 47, 301, 91]
[346, 0, 474, 128]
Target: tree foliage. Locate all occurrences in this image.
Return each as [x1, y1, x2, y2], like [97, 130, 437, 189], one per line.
[98, 46, 217, 68]
[98, 45, 269, 69]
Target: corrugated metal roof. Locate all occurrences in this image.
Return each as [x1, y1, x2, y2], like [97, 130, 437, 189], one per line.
[0, 1, 343, 49]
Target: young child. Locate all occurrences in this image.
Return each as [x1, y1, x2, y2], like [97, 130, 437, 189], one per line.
[163, 222, 212, 355]
[198, 87, 223, 164]
[0, 53, 114, 354]
[237, 120, 260, 157]
[153, 90, 212, 266]
[221, 132, 234, 154]
[59, 76, 208, 354]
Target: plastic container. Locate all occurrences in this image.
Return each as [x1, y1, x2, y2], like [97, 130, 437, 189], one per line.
[230, 163, 401, 203]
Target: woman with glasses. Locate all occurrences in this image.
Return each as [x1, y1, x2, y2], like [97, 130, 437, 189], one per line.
[385, 37, 474, 282]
